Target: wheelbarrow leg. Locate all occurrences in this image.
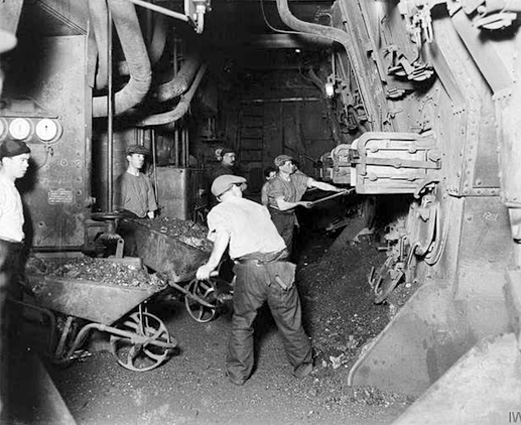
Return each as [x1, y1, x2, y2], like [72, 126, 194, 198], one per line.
[55, 316, 74, 359]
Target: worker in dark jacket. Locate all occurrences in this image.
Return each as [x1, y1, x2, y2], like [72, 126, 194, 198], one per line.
[114, 144, 157, 219]
[210, 147, 241, 182]
[196, 174, 313, 385]
[113, 144, 157, 256]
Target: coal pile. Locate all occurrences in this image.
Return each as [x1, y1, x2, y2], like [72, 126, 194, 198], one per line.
[26, 256, 167, 289]
[131, 217, 213, 251]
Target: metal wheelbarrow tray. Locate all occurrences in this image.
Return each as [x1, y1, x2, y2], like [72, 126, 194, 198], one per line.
[26, 275, 160, 325]
[130, 219, 233, 323]
[131, 218, 212, 283]
[23, 260, 177, 372]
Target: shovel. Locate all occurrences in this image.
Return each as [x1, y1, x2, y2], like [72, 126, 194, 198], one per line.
[307, 188, 355, 208]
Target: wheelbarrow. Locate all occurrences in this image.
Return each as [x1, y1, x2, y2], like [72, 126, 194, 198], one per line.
[19, 270, 177, 372]
[131, 219, 234, 323]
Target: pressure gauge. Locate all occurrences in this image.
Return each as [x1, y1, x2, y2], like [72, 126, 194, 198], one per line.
[8, 118, 32, 140]
[0, 118, 6, 140]
[36, 118, 60, 142]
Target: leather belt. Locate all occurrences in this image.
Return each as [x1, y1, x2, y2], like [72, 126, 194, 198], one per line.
[268, 206, 295, 215]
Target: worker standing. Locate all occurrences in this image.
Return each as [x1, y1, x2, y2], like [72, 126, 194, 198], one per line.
[196, 174, 313, 385]
[114, 144, 157, 219]
[260, 166, 277, 206]
[113, 144, 157, 257]
[0, 138, 31, 301]
[266, 154, 343, 257]
[210, 147, 241, 182]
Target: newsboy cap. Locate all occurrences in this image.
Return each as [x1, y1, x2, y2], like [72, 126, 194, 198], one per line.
[125, 144, 150, 156]
[220, 147, 236, 156]
[274, 154, 294, 167]
[0, 139, 31, 160]
[211, 175, 247, 198]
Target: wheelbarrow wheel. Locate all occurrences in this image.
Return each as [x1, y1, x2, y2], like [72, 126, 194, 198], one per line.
[184, 279, 218, 323]
[110, 311, 176, 372]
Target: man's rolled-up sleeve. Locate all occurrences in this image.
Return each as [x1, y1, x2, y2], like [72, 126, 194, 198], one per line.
[207, 209, 231, 242]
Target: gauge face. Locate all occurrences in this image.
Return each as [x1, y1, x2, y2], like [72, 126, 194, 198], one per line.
[0, 119, 5, 139]
[36, 118, 60, 141]
[9, 118, 32, 140]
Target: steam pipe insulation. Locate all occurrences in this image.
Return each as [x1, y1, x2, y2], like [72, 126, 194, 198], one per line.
[89, 0, 109, 90]
[154, 52, 202, 102]
[92, 0, 152, 117]
[117, 13, 169, 76]
[137, 63, 207, 127]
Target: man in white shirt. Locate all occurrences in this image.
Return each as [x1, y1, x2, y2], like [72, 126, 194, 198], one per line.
[0, 138, 31, 301]
[197, 174, 313, 386]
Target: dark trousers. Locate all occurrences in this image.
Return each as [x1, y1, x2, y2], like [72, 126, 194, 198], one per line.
[268, 209, 296, 256]
[226, 261, 312, 383]
[0, 239, 25, 414]
[0, 240, 24, 301]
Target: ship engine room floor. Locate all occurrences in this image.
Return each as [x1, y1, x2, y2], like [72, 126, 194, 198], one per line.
[36, 221, 419, 425]
[5, 207, 422, 425]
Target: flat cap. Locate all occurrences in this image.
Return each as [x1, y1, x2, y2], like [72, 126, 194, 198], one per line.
[220, 147, 235, 156]
[274, 154, 294, 167]
[126, 144, 150, 156]
[0, 139, 31, 160]
[211, 174, 247, 198]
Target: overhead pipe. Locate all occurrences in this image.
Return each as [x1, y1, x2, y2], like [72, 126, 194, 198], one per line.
[125, 0, 190, 22]
[117, 12, 170, 76]
[93, 0, 152, 117]
[137, 63, 207, 127]
[89, 0, 109, 90]
[275, 0, 352, 51]
[275, 0, 373, 124]
[154, 52, 202, 102]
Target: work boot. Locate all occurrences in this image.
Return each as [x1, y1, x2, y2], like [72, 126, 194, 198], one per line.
[293, 362, 313, 378]
[225, 370, 247, 386]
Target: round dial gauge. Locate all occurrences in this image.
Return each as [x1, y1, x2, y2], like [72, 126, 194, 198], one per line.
[9, 118, 31, 140]
[36, 119, 60, 141]
[0, 119, 6, 139]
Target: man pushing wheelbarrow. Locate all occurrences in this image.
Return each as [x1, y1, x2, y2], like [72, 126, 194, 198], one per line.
[196, 175, 313, 386]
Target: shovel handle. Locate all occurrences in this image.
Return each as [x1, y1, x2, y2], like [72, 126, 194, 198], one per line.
[308, 188, 355, 208]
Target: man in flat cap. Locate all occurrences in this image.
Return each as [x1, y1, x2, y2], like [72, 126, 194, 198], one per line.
[0, 138, 31, 302]
[211, 147, 241, 182]
[197, 174, 313, 386]
[266, 154, 342, 257]
[114, 144, 157, 219]
[113, 144, 157, 257]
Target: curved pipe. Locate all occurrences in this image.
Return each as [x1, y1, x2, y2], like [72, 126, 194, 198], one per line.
[148, 13, 169, 65]
[89, 0, 109, 90]
[276, 0, 352, 51]
[137, 64, 207, 127]
[276, 0, 374, 127]
[93, 0, 152, 117]
[154, 52, 202, 102]
[117, 13, 169, 76]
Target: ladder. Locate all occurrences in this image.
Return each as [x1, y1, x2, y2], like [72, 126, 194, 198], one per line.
[237, 103, 265, 193]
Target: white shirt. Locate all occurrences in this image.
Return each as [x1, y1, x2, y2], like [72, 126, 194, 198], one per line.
[207, 197, 285, 259]
[0, 174, 25, 242]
